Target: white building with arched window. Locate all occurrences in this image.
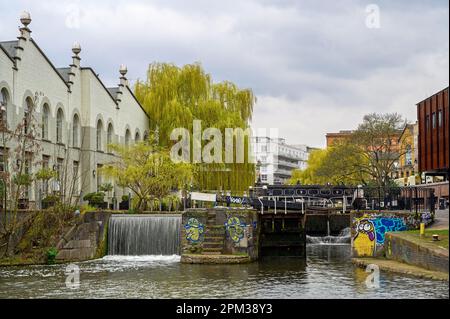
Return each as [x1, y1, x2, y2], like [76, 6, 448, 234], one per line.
[0, 12, 149, 209]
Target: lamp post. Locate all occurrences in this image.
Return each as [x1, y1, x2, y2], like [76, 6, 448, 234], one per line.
[256, 160, 261, 186]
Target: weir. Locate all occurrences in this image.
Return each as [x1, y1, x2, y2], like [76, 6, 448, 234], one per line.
[306, 227, 351, 244]
[108, 214, 182, 255]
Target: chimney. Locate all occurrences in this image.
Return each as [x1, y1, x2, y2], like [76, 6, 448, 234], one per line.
[15, 11, 32, 65]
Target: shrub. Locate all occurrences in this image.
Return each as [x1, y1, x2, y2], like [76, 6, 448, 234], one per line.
[83, 192, 105, 207]
[46, 247, 58, 264]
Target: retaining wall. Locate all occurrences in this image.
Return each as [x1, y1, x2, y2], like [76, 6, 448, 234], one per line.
[385, 233, 449, 273]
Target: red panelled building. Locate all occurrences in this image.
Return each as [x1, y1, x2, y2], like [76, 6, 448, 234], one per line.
[417, 87, 449, 179]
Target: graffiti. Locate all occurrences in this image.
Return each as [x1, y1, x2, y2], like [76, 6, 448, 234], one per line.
[225, 216, 247, 243]
[353, 214, 408, 257]
[184, 218, 205, 243]
[353, 218, 376, 256]
[371, 217, 406, 244]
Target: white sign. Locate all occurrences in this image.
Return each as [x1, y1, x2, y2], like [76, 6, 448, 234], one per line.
[190, 192, 217, 202]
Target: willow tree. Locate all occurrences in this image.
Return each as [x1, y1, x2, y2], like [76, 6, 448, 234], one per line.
[134, 62, 256, 194]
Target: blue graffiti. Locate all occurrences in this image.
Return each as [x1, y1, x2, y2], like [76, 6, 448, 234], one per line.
[371, 218, 407, 244]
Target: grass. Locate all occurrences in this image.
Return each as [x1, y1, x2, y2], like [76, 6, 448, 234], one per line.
[399, 229, 449, 250]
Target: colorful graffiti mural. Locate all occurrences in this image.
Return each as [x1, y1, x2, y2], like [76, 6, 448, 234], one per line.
[371, 217, 407, 244]
[353, 218, 376, 256]
[225, 216, 247, 243]
[184, 218, 205, 243]
[353, 214, 408, 257]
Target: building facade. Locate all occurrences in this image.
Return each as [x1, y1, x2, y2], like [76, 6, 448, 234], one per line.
[395, 122, 419, 185]
[253, 136, 309, 185]
[417, 87, 449, 180]
[0, 13, 149, 208]
[325, 130, 354, 147]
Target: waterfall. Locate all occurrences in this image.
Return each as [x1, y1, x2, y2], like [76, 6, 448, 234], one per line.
[108, 214, 181, 255]
[306, 227, 351, 245]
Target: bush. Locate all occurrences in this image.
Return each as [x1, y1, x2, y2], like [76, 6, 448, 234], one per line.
[83, 192, 105, 207]
[46, 247, 58, 264]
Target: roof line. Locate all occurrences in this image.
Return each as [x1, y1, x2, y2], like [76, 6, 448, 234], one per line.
[0, 43, 15, 64]
[415, 86, 449, 105]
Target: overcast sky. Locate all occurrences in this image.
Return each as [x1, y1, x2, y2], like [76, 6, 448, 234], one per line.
[1, 0, 448, 147]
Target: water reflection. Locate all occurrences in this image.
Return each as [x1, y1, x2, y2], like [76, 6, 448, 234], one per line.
[0, 245, 448, 299]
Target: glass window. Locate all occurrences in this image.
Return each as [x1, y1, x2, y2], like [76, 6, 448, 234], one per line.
[24, 97, 33, 134]
[107, 124, 113, 152]
[438, 110, 442, 127]
[96, 120, 103, 151]
[42, 104, 49, 140]
[135, 132, 140, 143]
[405, 145, 412, 166]
[432, 112, 436, 129]
[0, 88, 8, 128]
[73, 161, 79, 194]
[72, 114, 80, 147]
[56, 109, 63, 143]
[125, 129, 131, 147]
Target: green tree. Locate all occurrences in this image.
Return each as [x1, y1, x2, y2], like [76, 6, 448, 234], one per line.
[134, 62, 256, 193]
[101, 138, 192, 212]
[351, 113, 405, 189]
[288, 113, 405, 187]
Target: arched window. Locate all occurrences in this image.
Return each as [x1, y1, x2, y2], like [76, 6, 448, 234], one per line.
[24, 97, 33, 134]
[0, 88, 9, 128]
[143, 131, 149, 142]
[405, 145, 412, 166]
[96, 120, 103, 151]
[107, 123, 113, 153]
[135, 131, 140, 143]
[125, 129, 131, 147]
[73, 114, 80, 147]
[42, 104, 49, 140]
[56, 108, 64, 143]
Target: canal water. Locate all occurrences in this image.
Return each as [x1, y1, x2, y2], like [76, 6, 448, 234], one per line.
[0, 244, 448, 299]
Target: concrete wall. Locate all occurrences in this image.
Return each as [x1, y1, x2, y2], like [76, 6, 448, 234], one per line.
[385, 232, 449, 273]
[351, 211, 432, 257]
[56, 211, 111, 261]
[181, 208, 259, 260]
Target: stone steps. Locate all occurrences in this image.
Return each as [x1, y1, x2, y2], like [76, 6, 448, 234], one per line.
[203, 242, 224, 249]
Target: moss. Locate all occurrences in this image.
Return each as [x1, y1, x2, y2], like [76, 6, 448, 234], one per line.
[95, 221, 109, 258]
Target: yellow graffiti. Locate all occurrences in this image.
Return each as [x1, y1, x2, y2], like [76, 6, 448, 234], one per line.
[353, 218, 376, 257]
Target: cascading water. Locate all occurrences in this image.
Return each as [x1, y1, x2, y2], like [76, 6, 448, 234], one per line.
[108, 215, 182, 255]
[306, 227, 351, 245]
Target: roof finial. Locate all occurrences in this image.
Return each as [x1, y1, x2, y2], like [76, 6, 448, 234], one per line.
[119, 64, 128, 77]
[72, 41, 81, 56]
[20, 11, 32, 27]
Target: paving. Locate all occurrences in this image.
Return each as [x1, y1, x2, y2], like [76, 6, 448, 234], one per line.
[429, 209, 449, 230]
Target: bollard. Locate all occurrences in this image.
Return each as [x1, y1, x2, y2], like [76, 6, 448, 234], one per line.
[420, 223, 425, 237]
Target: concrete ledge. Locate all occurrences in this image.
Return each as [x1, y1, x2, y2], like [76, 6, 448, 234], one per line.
[352, 257, 449, 281]
[181, 254, 251, 264]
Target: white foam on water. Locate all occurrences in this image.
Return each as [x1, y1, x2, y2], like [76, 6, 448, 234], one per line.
[102, 255, 181, 263]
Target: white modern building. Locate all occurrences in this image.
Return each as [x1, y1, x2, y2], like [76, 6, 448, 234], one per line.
[252, 136, 310, 185]
[0, 12, 149, 209]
